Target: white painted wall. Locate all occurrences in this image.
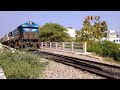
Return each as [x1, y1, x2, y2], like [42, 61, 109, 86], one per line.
[109, 37, 120, 44]
[101, 30, 120, 44]
[101, 37, 120, 44]
[66, 27, 76, 38]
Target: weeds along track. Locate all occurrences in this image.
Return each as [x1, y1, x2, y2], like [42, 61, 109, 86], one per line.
[34, 50, 120, 79]
[2, 44, 120, 79]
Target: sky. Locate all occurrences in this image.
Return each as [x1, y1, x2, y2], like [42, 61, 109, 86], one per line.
[0, 11, 120, 38]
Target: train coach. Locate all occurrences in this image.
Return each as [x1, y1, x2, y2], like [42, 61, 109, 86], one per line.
[1, 21, 40, 49]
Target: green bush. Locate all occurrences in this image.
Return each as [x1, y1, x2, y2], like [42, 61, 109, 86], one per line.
[87, 42, 103, 56]
[112, 50, 120, 60]
[0, 50, 48, 79]
[101, 41, 120, 58]
[88, 41, 120, 61]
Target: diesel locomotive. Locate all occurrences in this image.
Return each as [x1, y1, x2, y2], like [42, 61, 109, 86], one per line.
[1, 21, 40, 49]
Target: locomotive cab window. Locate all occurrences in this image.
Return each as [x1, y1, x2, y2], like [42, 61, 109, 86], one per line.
[23, 27, 38, 29]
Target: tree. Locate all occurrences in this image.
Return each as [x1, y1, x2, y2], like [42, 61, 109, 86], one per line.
[76, 16, 108, 42]
[38, 23, 72, 42]
[75, 30, 81, 38]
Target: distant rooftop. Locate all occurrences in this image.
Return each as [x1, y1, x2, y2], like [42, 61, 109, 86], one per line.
[110, 30, 115, 33]
[103, 30, 115, 33]
[67, 27, 72, 29]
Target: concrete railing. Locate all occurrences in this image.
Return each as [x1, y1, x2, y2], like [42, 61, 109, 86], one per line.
[0, 43, 2, 50]
[0, 68, 6, 79]
[40, 42, 87, 54]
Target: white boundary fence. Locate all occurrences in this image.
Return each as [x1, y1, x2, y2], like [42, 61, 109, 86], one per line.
[40, 42, 87, 54]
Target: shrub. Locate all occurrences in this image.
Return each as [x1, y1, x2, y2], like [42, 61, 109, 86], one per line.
[87, 42, 103, 56]
[88, 41, 120, 61]
[101, 41, 120, 58]
[0, 50, 48, 79]
[112, 50, 120, 60]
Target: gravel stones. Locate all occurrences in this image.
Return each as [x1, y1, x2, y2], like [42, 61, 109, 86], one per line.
[39, 56, 105, 79]
[38, 49, 107, 79]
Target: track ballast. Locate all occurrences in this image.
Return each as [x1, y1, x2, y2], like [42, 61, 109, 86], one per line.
[34, 50, 120, 79]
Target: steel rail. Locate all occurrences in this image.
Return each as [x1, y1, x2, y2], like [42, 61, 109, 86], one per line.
[34, 50, 120, 79]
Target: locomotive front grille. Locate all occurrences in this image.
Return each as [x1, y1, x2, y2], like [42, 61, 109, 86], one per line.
[23, 32, 38, 40]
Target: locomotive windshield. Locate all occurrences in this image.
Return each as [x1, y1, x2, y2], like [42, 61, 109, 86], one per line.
[21, 21, 39, 33]
[22, 27, 39, 32]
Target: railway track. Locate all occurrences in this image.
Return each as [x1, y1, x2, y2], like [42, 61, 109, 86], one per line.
[34, 50, 120, 79]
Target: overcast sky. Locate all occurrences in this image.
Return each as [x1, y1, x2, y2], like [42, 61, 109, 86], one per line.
[0, 11, 120, 38]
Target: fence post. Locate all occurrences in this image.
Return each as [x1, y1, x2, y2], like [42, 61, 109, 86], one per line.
[41, 42, 43, 49]
[0, 43, 2, 50]
[50, 42, 51, 49]
[56, 42, 57, 49]
[62, 42, 64, 50]
[83, 42, 87, 54]
[45, 42, 47, 48]
[71, 42, 73, 52]
[0, 68, 6, 79]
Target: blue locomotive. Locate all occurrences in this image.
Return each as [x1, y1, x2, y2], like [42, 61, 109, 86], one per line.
[1, 21, 40, 49]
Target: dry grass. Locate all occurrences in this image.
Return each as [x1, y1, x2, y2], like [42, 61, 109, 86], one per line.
[0, 49, 48, 79]
[103, 57, 120, 64]
[92, 52, 120, 64]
